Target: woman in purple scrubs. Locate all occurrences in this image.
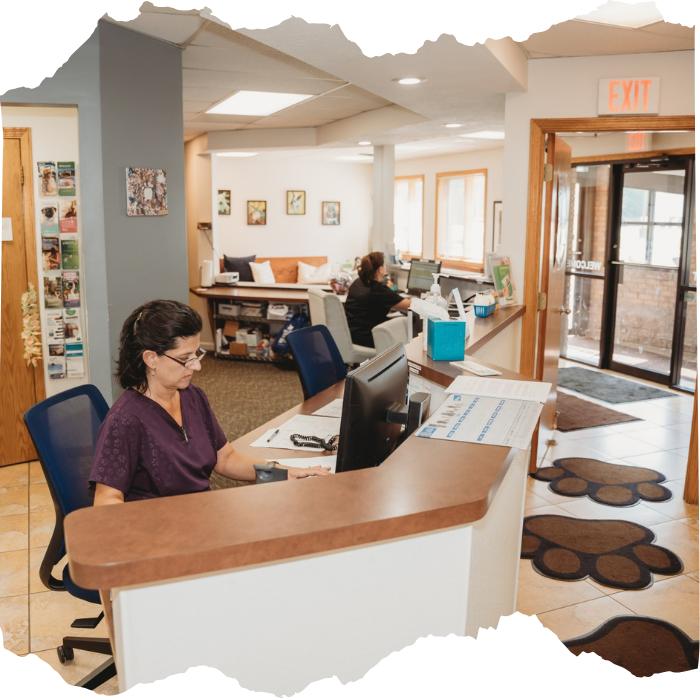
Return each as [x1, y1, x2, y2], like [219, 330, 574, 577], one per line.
[90, 300, 330, 506]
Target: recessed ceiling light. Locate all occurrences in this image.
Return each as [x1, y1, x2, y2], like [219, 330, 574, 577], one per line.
[392, 77, 427, 85]
[358, 141, 372, 146]
[575, 2, 663, 30]
[459, 131, 505, 140]
[206, 91, 313, 117]
[217, 152, 259, 158]
[444, 124, 463, 128]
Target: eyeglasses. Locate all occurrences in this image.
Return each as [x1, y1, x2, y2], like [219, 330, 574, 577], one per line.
[162, 348, 207, 369]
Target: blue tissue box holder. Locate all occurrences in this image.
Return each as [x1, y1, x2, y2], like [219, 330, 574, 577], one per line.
[427, 318, 466, 361]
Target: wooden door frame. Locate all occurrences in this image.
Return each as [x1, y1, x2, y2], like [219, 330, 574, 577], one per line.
[519, 115, 696, 378]
[2, 126, 46, 401]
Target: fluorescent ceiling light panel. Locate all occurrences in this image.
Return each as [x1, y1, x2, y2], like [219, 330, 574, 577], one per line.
[217, 152, 259, 158]
[459, 131, 505, 139]
[444, 124, 463, 128]
[358, 141, 372, 146]
[575, 1, 663, 29]
[207, 91, 313, 116]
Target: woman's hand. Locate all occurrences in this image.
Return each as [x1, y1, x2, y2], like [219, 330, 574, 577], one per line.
[283, 465, 333, 479]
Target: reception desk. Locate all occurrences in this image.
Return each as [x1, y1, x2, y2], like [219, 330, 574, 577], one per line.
[64, 328, 533, 695]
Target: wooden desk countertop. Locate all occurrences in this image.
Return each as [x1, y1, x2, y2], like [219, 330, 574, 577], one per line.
[65, 309, 529, 591]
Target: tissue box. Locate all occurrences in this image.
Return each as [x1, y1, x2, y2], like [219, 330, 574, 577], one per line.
[474, 303, 495, 318]
[427, 318, 466, 361]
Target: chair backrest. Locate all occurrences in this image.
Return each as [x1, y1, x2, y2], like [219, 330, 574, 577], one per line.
[287, 325, 347, 400]
[24, 384, 109, 583]
[307, 287, 356, 362]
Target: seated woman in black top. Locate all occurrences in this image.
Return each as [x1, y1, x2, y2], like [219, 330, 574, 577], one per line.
[344, 252, 411, 347]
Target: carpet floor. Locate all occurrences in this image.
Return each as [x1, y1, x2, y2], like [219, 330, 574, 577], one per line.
[558, 367, 675, 403]
[555, 391, 639, 431]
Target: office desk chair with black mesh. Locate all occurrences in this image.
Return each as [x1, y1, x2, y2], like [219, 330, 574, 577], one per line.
[23, 384, 116, 690]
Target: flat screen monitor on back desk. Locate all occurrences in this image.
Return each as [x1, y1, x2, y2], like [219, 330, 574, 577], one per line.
[406, 258, 441, 296]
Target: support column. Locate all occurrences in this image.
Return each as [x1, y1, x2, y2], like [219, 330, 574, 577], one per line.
[372, 145, 395, 255]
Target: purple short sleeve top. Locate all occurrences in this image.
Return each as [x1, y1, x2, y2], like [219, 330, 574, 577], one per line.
[89, 384, 228, 501]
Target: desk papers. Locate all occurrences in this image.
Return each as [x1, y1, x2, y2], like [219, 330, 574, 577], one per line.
[312, 399, 344, 418]
[251, 414, 341, 451]
[444, 376, 551, 404]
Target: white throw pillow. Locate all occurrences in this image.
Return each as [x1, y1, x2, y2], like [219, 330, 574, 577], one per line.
[298, 261, 331, 284]
[249, 260, 276, 284]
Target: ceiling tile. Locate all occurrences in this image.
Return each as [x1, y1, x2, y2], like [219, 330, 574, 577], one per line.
[182, 85, 234, 103]
[111, 13, 205, 45]
[635, 21, 695, 40]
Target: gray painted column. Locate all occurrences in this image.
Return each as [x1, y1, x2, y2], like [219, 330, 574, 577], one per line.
[371, 145, 395, 255]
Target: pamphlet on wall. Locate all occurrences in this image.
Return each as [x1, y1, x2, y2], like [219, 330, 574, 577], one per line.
[60, 233, 80, 269]
[62, 270, 80, 308]
[47, 354, 65, 380]
[48, 342, 64, 361]
[58, 200, 78, 233]
[65, 342, 85, 378]
[37, 161, 58, 197]
[41, 236, 60, 270]
[63, 308, 82, 342]
[40, 202, 59, 233]
[43, 271, 63, 309]
[57, 162, 76, 197]
[489, 255, 517, 307]
[46, 310, 65, 342]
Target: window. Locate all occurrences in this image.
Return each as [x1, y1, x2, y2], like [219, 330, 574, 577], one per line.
[435, 169, 486, 270]
[394, 175, 423, 257]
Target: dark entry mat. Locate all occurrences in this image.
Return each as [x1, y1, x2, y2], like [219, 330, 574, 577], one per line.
[521, 515, 683, 590]
[533, 458, 671, 507]
[555, 391, 640, 431]
[564, 616, 699, 676]
[558, 367, 675, 403]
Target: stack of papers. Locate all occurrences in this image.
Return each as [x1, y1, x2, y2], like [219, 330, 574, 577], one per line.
[251, 414, 341, 452]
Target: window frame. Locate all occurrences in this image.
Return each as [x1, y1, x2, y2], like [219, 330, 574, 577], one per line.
[434, 168, 488, 272]
[394, 174, 425, 259]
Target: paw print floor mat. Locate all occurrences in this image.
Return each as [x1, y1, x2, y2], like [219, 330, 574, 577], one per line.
[521, 514, 683, 590]
[564, 615, 699, 676]
[533, 458, 671, 507]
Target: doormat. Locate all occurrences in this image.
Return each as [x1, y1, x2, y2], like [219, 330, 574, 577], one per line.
[533, 458, 671, 507]
[521, 515, 683, 590]
[564, 616, 699, 676]
[555, 392, 640, 431]
[558, 367, 675, 403]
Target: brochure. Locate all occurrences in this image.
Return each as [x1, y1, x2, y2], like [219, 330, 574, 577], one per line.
[48, 342, 65, 357]
[60, 233, 79, 269]
[57, 161, 76, 196]
[58, 199, 78, 233]
[62, 308, 83, 342]
[43, 271, 63, 308]
[47, 355, 66, 380]
[40, 202, 59, 234]
[489, 255, 517, 307]
[65, 342, 85, 378]
[62, 270, 80, 308]
[37, 161, 58, 197]
[41, 236, 60, 270]
[46, 310, 65, 342]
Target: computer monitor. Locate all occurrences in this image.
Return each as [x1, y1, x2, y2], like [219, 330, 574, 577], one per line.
[406, 258, 442, 296]
[335, 345, 430, 472]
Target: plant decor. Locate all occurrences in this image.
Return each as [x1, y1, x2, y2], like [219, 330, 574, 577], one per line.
[21, 282, 42, 366]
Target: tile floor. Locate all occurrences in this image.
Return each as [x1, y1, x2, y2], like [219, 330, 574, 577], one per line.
[0, 361, 697, 692]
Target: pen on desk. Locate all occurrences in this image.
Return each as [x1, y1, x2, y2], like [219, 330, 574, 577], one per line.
[266, 428, 280, 443]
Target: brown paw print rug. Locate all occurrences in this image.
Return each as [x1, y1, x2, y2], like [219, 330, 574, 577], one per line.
[564, 616, 699, 676]
[533, 458, 671, 507]
[521, 515, 683, 589]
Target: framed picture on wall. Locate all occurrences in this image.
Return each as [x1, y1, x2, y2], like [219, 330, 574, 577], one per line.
[492, 201, 503, 251]
[218, 190, 231, 215]
[247, 200, 267, 225]
[287, 190, 305, 215]
[322, 201, 340, 225]
[125, 167, 168, 216]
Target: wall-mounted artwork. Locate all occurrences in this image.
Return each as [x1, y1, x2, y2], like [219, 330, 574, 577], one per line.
[287, 190, 305, 215]
[126, 167, 168, 216]
[247, 200, 267, 225]
[218, 190, 231, 215]
[322, 201, 340, 225]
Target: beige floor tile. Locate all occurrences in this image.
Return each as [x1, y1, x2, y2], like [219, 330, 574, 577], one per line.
[670, 447, 690, 459]
[0, 464, 29, 489]
[610, 575, 699, 639]
[29, 461, 46, 484]
[535, 596, 634, 642]
[555, 499, 673, 527]
[524, 490, 552, 511]
[0, 485, 29, 517]
[0, 550, 28, 597]
[29, 509, 55, 549]
[679, 516, 698, 530]
[608, 419, 658, 435]
[29, 547, 49, 594]
[524, 504, 572, 519]
[31, 648, 119, 694]
[559, 426, 616, 440]
[516, 559, 605, 616]
[526, 476, 579, 505]
[544, 438, 616, 464]
[687, 571, 699, 583]
[643, 480, 699, 520]
[573, 434, 665, 460]
[0, 595, 29, 654]
[623, 426, 691, 451]
[29, 482, 53, 513]
[619, 450, 688, 480]
[651, 520, 699, 578]
[29, 590, 107, 653]
[0, 513, 29, 553]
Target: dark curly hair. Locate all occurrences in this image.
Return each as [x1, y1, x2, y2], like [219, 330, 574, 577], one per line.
[358, 251, 385, 285]
[116, 300, 203, 392]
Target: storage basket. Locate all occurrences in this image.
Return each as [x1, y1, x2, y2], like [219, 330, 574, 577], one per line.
[473, 303, 495, 318]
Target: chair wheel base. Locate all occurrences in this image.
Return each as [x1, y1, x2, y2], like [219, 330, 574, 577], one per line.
[57, 645, 74, 664]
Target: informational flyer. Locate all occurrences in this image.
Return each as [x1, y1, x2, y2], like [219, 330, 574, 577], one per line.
[37, 161, 58, 196]
[41, 236, 60, 270]
[48, 342, 65, 358]
[58, 199, 78, 233]
[65, 342, 85, 378]
[43, 271, 63, 308]
[40, 202, 59, 233]
[62, 270, 80, 308]
[62, 308, 83, 342]
[489, 255, 517, 307]
[445, 376, 551, 404]
[416, 393, 543, 450]
[46, 310, 65, 342]
[47, 355, 65, 380]
[60, 233, 80, 269]
[57, 161, 76, 196]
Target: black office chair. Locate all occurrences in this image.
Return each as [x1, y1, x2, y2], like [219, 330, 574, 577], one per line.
[287, 324, 348, 400]
[23, 384, 116, 690]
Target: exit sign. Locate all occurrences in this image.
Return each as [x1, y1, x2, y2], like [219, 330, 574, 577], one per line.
[598, 78, 660, 116]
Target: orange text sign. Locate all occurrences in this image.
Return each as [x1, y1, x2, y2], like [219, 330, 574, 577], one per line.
[598, 78, 660, 116]
[627, 132, 650, 152]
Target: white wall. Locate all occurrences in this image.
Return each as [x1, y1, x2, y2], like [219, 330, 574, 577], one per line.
[1, 105, 89, 396]
[215, 155, 373, 265]
[395, 147, 504, 262]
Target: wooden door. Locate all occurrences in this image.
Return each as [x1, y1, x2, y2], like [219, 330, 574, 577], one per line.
[531, 135, 572, 470]
[1, 127, 45, 466]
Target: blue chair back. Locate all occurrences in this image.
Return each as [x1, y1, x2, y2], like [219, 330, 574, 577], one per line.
[23, 384, 109, 590]
[287, 325, 347, 400]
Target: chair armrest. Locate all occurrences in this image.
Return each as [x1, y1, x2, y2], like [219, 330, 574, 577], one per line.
[372, 316, 409, 354]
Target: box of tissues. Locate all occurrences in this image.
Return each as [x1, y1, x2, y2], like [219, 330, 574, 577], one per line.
[473, 293, 496, 318]
[427, 318, 466, 361]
